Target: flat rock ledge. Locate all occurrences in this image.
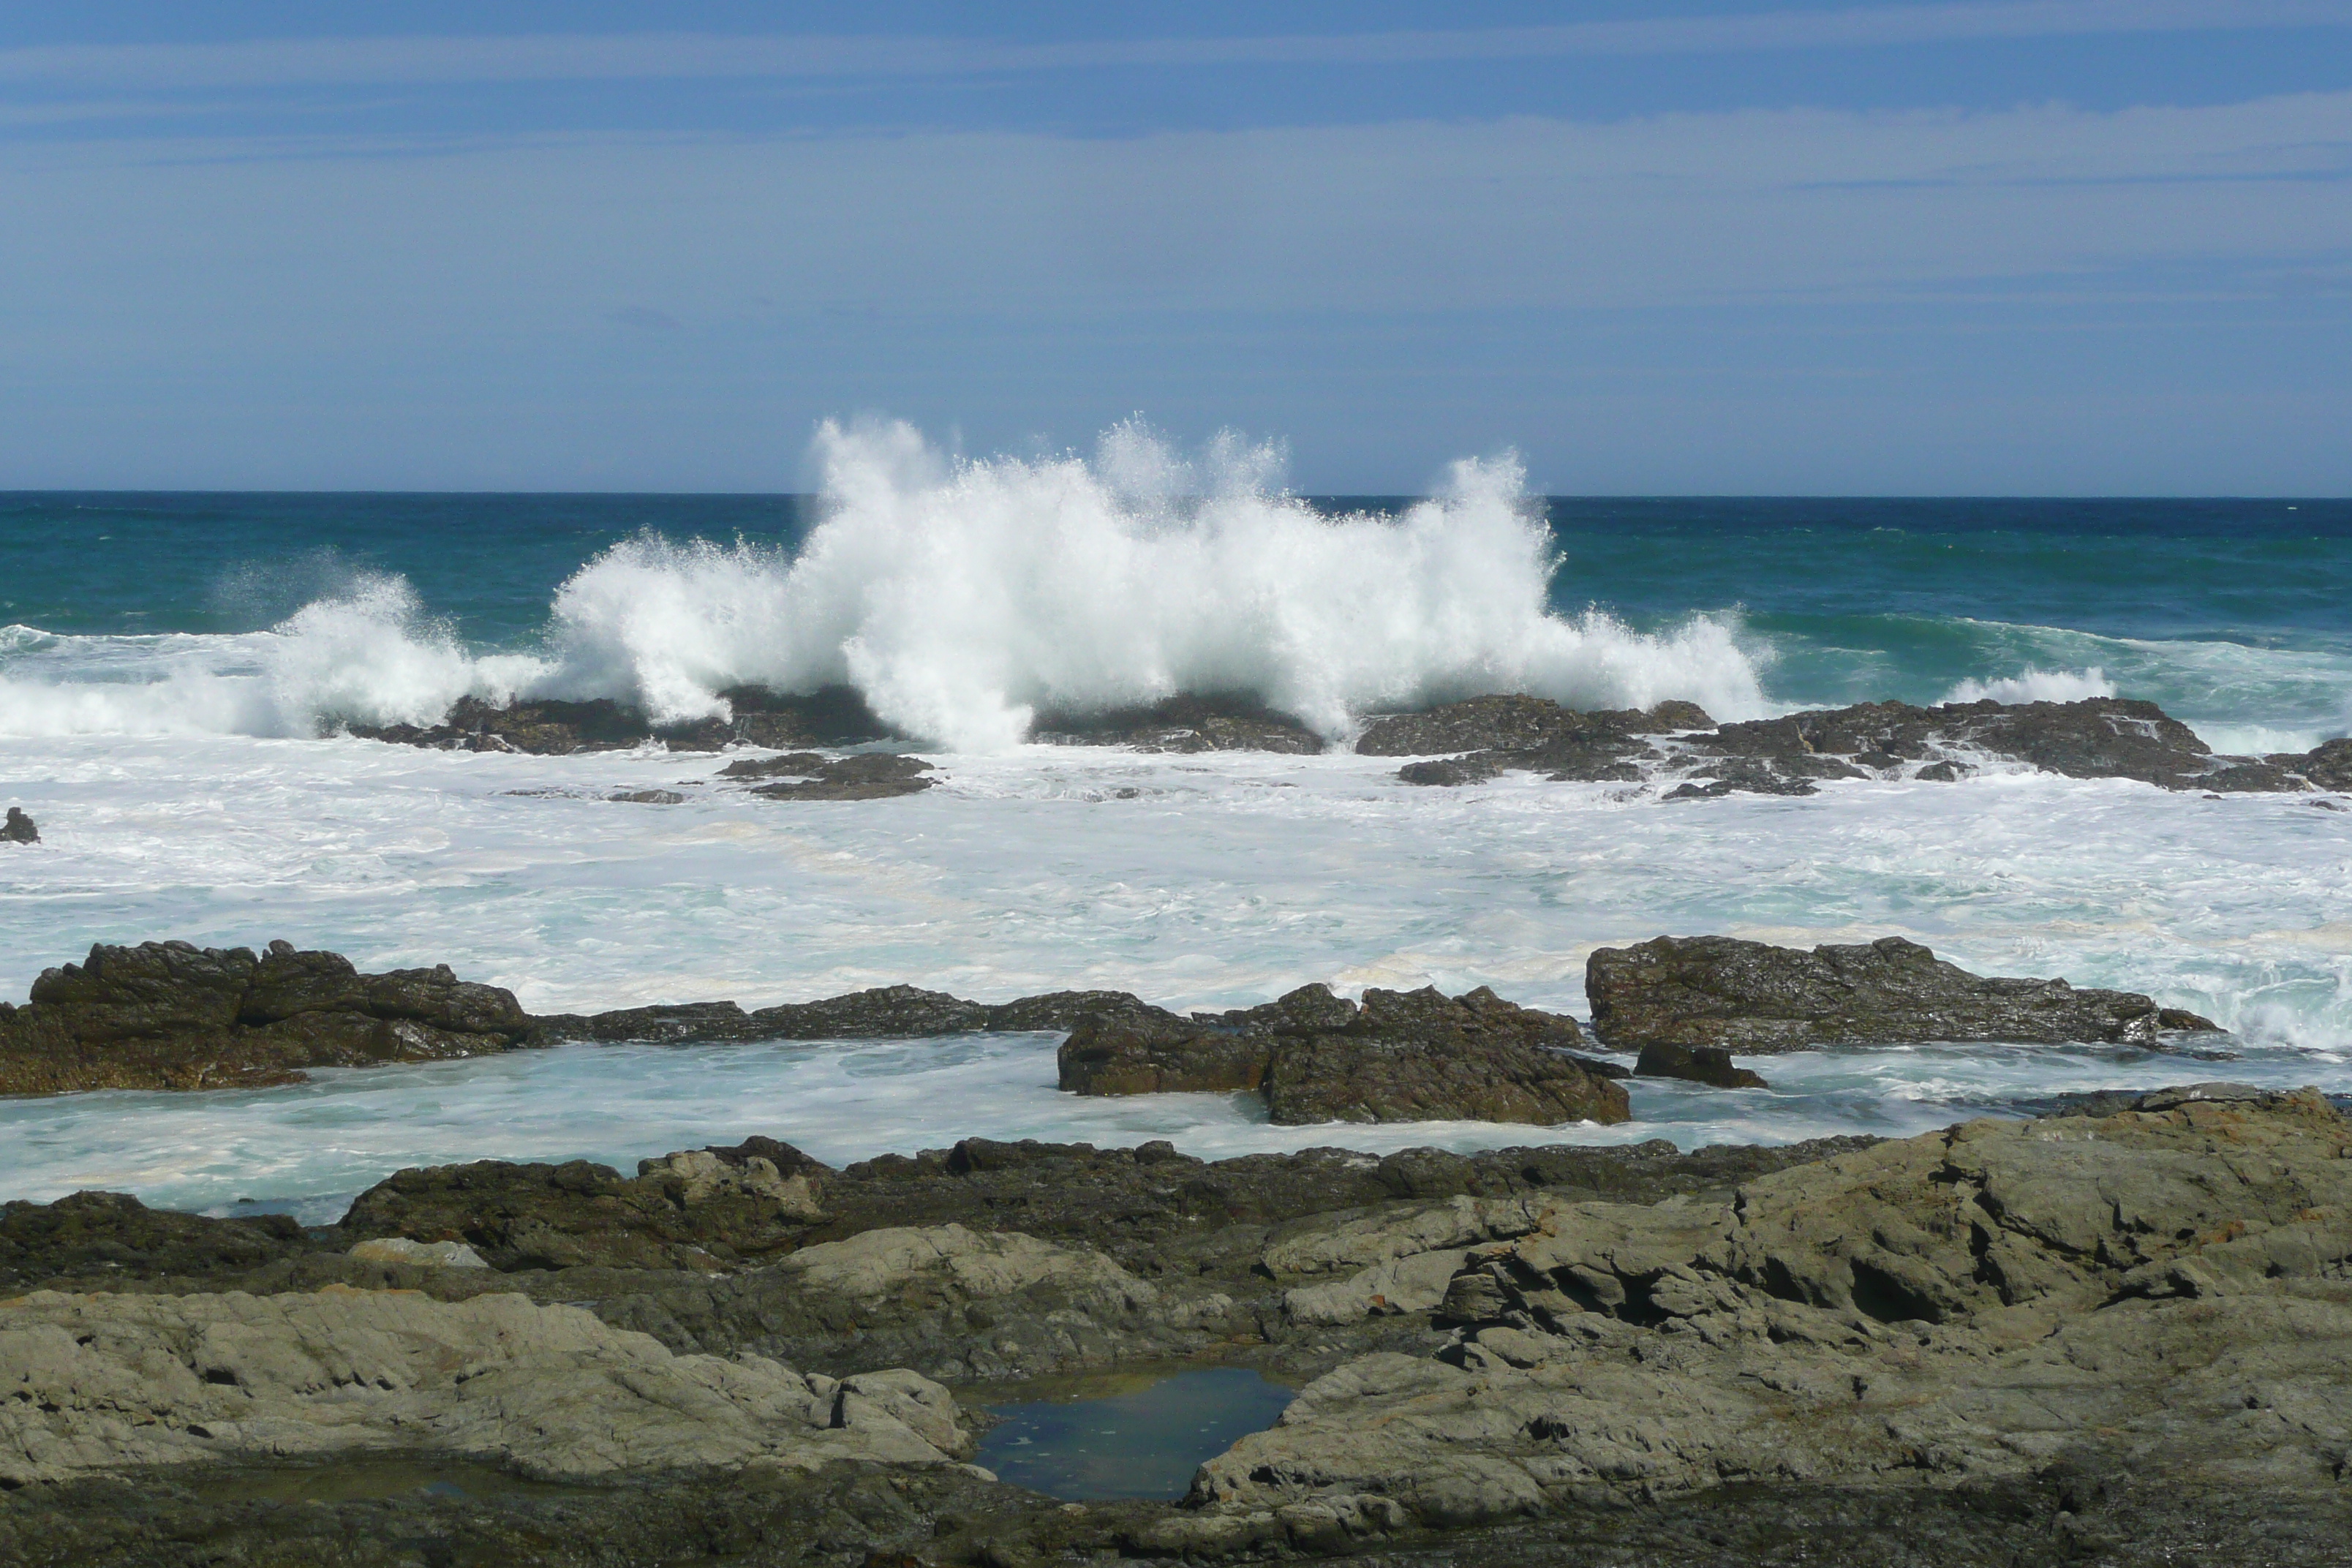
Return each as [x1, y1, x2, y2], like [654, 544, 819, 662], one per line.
[1177, 1088, 2352, 1556]
[1370, 692, 2352, 799]
[1589, 933, 2219, 1053]
[0, 1286, 972, 1488]
[1058, 983, 1631, 1126]
[4, 1093, 2348, 1565]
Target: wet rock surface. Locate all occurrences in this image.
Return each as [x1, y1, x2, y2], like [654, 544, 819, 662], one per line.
[1033, 692, 1326, 754]
[1, 805, 36, 843]
[344, 684, 894, 754]
[1059, 984, 1630, 1126]
[0, 940, 532, 1096]
[1588, 933, 2218, 1052]
[721, 751, 938, 800]
[4, 1096, 2348, 1564]
[1632, 1041, 1768, 1090]
[1373, 692, 2352, 799]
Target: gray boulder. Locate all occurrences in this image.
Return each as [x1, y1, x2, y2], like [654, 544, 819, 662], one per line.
[1, 807, 34, 843]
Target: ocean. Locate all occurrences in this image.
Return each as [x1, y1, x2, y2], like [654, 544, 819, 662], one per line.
[3, 424, 2348, 1222]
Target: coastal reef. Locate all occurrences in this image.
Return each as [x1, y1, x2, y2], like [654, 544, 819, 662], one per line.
[1056, 982, 1630, 1126]
[3, 1088, 2348, 1564]
[0, 940, 533, 1096]
[1, 934, 2220, 1101]
[1588, 934, 2219, 1052]
[1375, 692, 2352, 798]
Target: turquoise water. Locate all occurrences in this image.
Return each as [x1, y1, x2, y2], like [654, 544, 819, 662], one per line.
[4, 491, 2347, 739]
[975, 1367, 1294, 1500]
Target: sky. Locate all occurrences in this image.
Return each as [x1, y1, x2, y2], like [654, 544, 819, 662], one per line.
[1, 1, 2347, 494]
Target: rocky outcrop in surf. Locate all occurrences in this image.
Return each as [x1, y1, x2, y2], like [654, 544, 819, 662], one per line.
[1, 807, 35, 844]
[716, 750, 937, 799]
[1587, 934, 2218, 1053]
[1376, 693, 2352, 798]
[1033, 692, 1326, 754]
[0, 941, 532, 1096]
[343, 685, 895, 755]
[1058, 984, 1630, 1127]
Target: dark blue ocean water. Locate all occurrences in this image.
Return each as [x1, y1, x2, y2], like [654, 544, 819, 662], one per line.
[3, 491, 2348, 736]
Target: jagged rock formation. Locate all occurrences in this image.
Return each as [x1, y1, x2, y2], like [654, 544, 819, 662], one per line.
[1588, 934, 2217, 1052]
[1058, 984, 1631, 1126]
[0, 941, 532, 1096]
[1176, 1089, 2352, 1553]
[1033, 692, 1326, 753]
[343, 685, 893, 754]
[1373, 693, 2352, 799]
[0, 1286, 972, 1487]
[1, 807, 35, 844]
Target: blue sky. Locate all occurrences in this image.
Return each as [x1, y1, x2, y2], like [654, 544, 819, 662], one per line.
[2, 2, 2348, 493]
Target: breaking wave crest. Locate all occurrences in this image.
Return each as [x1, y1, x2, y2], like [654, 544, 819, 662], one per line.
[0, 421, 1770, 750]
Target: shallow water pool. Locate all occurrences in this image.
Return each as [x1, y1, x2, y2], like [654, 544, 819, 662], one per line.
[973, 1366, 1294, 1500]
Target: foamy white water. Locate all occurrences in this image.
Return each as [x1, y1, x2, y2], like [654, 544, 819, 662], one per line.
[0, 423, 1770, 748]
[1, 734, 2348, 1216]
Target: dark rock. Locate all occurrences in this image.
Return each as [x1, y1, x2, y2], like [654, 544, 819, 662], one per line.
[344, 685, 895, 755]
[1062, 983, 1628, 1127]
[1264, 987, 1627, 1126]
[2275, 736, 2352, 791]
[1058, 1010, 1268, 1094]
[1398, 755, 1502, 787]
[333, 1147, 826, 1272]
[981, 989, 1166, 1032]
[1588, 933, 2220, 1053]
[0, 940, 532, 1096]
[1032, 691, 1324, 753]
[1, 807, 36, 843]
[0, 1190, 319, 1291]
[750, 984, 991, 1039]
[1357, 695, 1713, 757]
[607, 788, 685, 804]
[745, 753, 935, 801]
[715, 750, 830, 780]
[1633, 1040, 1768, 1089]
[1684, 697, 2319, 797]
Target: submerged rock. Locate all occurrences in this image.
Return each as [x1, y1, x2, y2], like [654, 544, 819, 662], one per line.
[742, 753, 936, 801]
[1060, 983, 1630, 1127]
[0, 940, 533, 1096]
[1588, 933, 2218, 1052]
[1633, 1040, 1769, 1089]
[1, 806, 36, 843]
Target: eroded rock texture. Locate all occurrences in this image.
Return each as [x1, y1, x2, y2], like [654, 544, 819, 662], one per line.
[0, 1286, 970, 1486]
[1178, 1090, 2352, 1548]
[1370, 692, 2352, 799]
[1059, 983, 1630, 1126]
[0, 941, 532, 1095]
[1587, 934, 2217, 1052]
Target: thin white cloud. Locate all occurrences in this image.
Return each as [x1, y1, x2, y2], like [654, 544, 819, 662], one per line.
[0, 1, 2346, 91]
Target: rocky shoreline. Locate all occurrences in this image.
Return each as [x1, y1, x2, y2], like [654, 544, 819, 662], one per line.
[329, 687, 2352, 804]
[4, 1086, 2348, 1564]
[1, 935, 2220, 1101]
